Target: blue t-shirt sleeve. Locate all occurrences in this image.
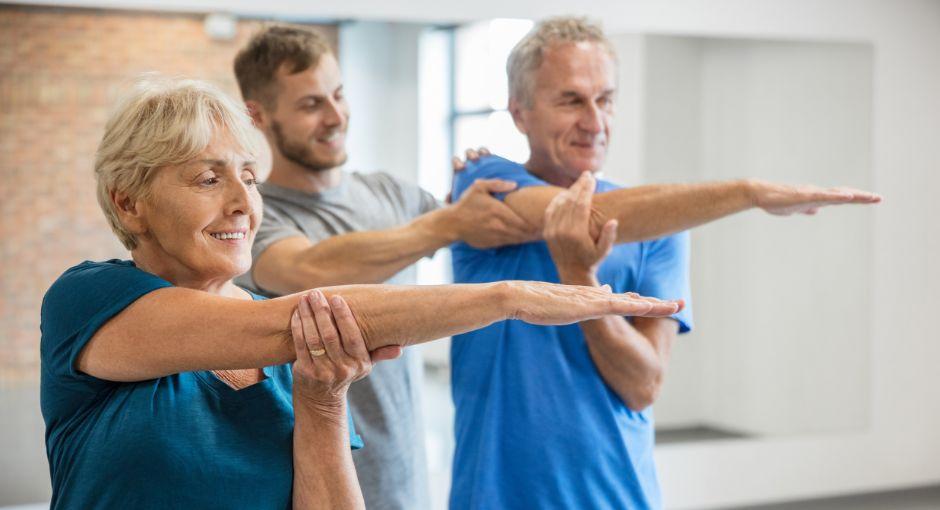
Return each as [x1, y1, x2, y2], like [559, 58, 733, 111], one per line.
[452, 155, 548, 202]
[40, 260, 173, 390]
[637, 232, 694, 333]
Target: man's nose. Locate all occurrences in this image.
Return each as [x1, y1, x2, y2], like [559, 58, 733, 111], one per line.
[578, 103, 604, 135]
[323, 98, 346, 127]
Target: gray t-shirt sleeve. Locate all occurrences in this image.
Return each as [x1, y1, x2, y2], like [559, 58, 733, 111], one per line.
[368, 171, 442, 218]
[252, 203, 306, 261]
[238, 203, 308, 293]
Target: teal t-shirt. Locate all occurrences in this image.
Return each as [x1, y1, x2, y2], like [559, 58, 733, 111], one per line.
[40, 260, 362, 509]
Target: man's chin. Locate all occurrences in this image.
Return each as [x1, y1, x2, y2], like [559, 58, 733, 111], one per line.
[303, 152, 347, 172]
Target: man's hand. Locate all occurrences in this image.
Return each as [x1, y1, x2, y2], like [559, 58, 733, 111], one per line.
[447, 147, 491, 204]
[544, 171, 618, 284]
[747, 179, 882, 216]
[451, 146, 491, 174]
[445, 179, 540, 248]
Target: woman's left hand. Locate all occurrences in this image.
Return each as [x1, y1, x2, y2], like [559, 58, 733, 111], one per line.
[289, 290, 401, 418]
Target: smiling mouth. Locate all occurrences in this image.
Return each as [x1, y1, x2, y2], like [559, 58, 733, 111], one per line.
[316, 132, 343, 145]
[209, 231, 246, 241]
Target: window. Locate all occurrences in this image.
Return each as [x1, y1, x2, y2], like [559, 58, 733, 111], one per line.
[451, 18, 534, 163]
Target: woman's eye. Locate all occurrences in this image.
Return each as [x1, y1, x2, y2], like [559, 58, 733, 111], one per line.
[200, 177, 220, 186]
[244, 177, 258, 187]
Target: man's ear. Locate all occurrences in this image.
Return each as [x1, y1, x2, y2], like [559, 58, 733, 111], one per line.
[110, 189, 147, 237]
[245, 99, 267, 129]
[509, 97, 529, 136]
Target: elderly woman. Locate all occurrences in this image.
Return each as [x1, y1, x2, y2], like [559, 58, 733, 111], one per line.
[39, 76, 681, 510]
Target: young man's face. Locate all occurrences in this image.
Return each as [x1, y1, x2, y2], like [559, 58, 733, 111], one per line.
[264, 53, 350, 172]
[512, 41, 616, 185]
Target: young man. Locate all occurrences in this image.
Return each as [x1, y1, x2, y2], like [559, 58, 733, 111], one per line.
[448, 17, 881, 509]
[232, 25, 538, 510]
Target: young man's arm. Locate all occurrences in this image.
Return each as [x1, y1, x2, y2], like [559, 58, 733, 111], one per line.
[253, 179, 538, 295]
[505, 174, 881, 244]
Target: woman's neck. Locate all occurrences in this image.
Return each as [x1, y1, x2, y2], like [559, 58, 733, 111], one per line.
[130, 248, 247, 299]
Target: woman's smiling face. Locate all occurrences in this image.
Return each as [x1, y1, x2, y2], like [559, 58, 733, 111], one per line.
[131, 129, 262, 288]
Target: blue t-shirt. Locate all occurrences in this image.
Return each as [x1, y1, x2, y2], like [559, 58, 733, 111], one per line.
[448, 156, 693, 510]
[40, 260, 362, 510]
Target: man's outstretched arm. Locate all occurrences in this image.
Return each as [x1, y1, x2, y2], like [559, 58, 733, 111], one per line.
[253, 179, 538, 295]
[503, 173, 881, 244]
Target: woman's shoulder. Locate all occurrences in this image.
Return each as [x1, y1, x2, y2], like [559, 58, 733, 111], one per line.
[42, 259, 173, 338]
[45, 259, 168, 303]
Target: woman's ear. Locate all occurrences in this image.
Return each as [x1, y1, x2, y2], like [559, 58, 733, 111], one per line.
[111, 189, 147, 236]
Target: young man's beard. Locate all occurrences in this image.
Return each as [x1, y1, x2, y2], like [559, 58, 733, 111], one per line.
[271, 121, 347, 172]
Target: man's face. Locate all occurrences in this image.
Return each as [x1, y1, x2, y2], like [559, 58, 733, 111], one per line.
[265, 54, 349, 172]
[513, 41, 616, 184]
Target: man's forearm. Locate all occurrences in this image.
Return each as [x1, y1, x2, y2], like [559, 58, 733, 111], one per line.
[580, 316, 665, 411]
[557, 271, 671, 411]
[506, 180, 754, 243]
[290, 208, 457, 288]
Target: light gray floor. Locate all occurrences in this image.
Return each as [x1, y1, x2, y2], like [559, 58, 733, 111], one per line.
[728, 485, 940, 510]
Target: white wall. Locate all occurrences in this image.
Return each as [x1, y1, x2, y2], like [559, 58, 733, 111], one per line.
[634, 36, 874, 437]
[340, 21, 424, 185]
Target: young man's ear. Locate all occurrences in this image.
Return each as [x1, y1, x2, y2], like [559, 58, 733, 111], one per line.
[508, 97, 529, 136]
[110, 189, 147, 237]
[245, 100, 266, 129]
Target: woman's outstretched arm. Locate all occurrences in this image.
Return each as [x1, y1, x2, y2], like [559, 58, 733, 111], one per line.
[77, 280, 681, 382]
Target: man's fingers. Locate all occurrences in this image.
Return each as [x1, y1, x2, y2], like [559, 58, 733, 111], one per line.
[596, 219, 618, 258]
[465, 148, 479, 161]
[370, 346, 403, 363]
[478, 146, 491, 156]
[837, 188, 882, 203]
[329, 295, 370, 361]
[473, 178, 518, 194]
[493, 202, 537, 233]
[452, 156, 465, 172]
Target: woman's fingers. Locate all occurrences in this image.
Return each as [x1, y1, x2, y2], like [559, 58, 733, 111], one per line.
[289, 310, 312, 364]
[329, 295, 370, 361]
[371, 346, 403, 362]
[298, 293, 325, 358]
[309, 291, 344, 363]
[613, 293, 683, 316]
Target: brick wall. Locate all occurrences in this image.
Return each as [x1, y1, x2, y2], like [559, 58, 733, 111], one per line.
[0, 5, 337, 386]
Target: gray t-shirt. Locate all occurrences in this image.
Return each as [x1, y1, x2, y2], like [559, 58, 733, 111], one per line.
[236, 171, 440, 510]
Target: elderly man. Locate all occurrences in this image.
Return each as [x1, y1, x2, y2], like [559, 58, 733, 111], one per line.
[448, 17, 880, 509]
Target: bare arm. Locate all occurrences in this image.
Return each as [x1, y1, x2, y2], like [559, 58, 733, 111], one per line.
[77, 280, 681, 382]
[253, 180, 538, 294]
[542, 175, 680, 410]
[505, 175, 881, 244]
[565, 272, 681, 410]
[291, 293, 372, 510]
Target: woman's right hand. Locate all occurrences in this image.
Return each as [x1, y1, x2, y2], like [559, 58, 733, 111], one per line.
[503, 281, 683, 326]
[289, 290, 400, 418]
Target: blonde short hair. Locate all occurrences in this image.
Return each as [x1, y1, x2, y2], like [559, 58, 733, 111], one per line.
[94, 75, 261, 250]
[507, 16, 616, 108]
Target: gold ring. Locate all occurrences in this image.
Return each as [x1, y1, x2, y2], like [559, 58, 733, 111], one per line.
[309, 348, 326, 357]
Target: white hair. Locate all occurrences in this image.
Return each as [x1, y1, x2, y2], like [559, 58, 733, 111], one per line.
[507, 16, 617, 108]
[94, 75, 261, 249]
